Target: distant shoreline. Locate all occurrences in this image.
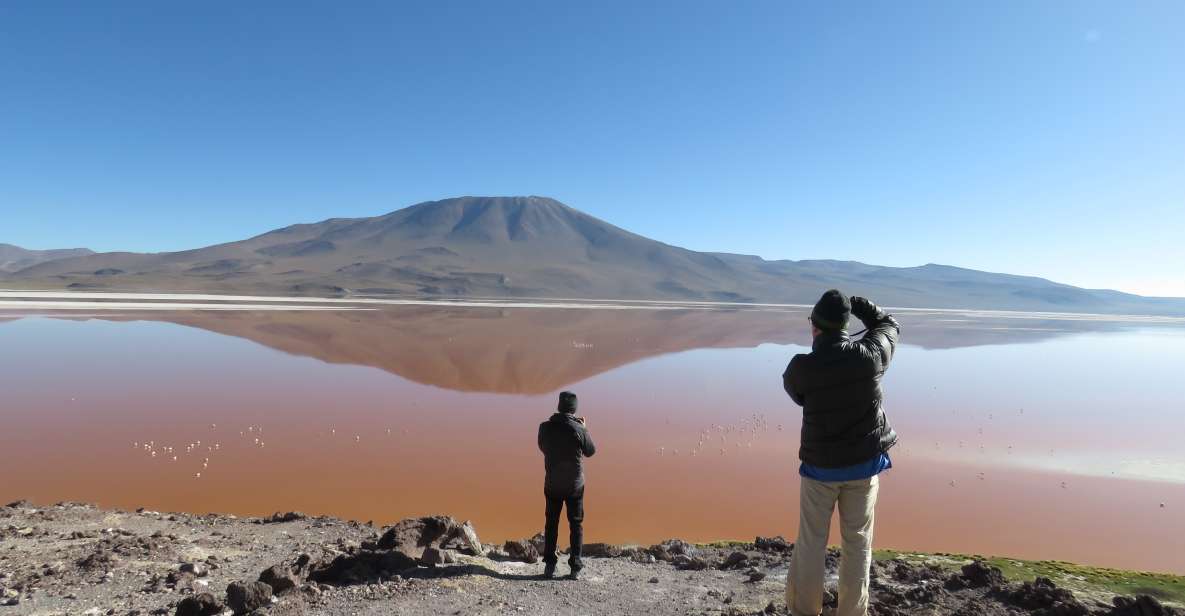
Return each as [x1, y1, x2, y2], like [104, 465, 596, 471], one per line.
[4, 289, 1185, 323]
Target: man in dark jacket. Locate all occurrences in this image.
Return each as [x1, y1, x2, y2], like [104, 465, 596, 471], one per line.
[782, 290, 900, 616]
[537, 390, 596, 579]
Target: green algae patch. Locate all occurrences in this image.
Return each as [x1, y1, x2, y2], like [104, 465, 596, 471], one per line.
[872, 549, 1185, 607]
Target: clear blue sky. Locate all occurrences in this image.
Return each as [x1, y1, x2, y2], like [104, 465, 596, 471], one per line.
[2, 1, 1182, 296]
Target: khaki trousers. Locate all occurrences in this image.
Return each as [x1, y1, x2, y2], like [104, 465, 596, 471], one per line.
[786, 475, 879, 616]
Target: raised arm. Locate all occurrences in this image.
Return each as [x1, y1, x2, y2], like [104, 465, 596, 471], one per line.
[851, 296, 900, 372]
[579, 426, 596, 457]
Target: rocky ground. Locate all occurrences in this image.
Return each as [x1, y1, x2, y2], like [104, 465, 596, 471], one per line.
[1, 501, 1180, 616]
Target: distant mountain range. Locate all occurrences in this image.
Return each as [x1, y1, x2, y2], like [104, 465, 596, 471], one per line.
[0, 243, 93, 273]
[3, 196, 1183, 316]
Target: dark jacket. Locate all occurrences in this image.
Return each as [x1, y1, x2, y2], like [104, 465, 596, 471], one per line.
[538, 413, 597, 493]
[783, 302, 900, 468]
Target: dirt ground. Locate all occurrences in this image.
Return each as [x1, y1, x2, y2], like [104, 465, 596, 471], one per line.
[0, 501, 1178, 616]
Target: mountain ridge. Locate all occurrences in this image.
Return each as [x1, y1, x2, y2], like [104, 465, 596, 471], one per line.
[3, 196, 1183, 316]
[0, 243, 94, 273]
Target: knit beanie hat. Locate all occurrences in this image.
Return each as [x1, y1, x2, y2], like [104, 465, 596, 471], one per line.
[557, 391, 578, 414]
[810, 289, 850, 331]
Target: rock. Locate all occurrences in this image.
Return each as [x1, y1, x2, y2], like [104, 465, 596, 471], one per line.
[291, 553, 319, 577]
[648, 544, 673, 562]
[455, 524, 487, 556]
[526, 532, 546, 554]
[503, 539, 540, 564]
[631, 551, 656, 564]
[647, 539, 701, 563]
[672, 555, 710, 571]
[376, 516, 483, 558]
[4, 500, 32, 509]
[945, 561, 1005, 590]
[648, 577, 659, 584]
[77, 549, 117, 571]
[659, 539, 697, 557]
[258, 564, 301, 594]
[1006, 577, 1089, 615]
[262, 511, 306, 524]
[582, 543, 624, 558]
[226, 581, 273, 615]
[179, 562, 208, 577]
[82, 608, 103, 616]
[745, 568, 767, 583]
[754, 536, 792, 552]
[420, 547, 444, 568]
[174, 592, 224, 616]
[167, 571, 196, 588]
[720, 551, 749, 570]
[1111, 595, 1173, 616]
[308, 550, 417, 585]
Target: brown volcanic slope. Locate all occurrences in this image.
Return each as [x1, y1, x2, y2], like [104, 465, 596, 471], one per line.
[4, 196, 1184, 315]
[0, 243, 93, 273]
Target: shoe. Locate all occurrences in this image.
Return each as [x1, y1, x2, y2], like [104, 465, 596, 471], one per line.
[567, 564, 583, 580]
[542, 563, 556, 579]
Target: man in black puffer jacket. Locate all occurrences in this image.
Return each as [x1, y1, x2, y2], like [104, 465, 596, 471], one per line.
[782, 290, 899, 616]
[537, 391, 596, 579]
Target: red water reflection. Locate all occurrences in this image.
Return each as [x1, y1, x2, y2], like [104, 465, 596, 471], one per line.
[0, 308, 1182, 573]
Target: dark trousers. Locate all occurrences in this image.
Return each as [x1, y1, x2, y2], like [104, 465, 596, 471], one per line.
[543, 486, 585, 566]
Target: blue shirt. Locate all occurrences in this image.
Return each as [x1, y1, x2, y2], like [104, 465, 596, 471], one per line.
[800, 453, 892, 482]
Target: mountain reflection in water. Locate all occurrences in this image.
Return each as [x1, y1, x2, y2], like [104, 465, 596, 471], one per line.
[1, 306, 1182, 573]
[79, 306, 1165, 394]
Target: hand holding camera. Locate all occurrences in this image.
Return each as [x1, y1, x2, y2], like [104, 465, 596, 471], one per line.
[850, 296, 884, 321]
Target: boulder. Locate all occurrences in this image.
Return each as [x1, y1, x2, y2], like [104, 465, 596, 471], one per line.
[424, 549, 445, 568]
[308, 550, 417, 585]
[661, 539, 697, 557]
[455, 522, 485, 556]
[262, 511, 307, 524]
[631, 551, 657, 564]
[166, 570, 196, 588]
[1006, 577, 1089, 615]
[175, 592, 224, 616]
[258, 564, 301, 594]
[226, 580, 273, 615]
[649, 539, 697, 562]
[376, 516, 483, 558]
[503, 539, 540, 564]
[582, 543, 624, 558]
[945, 561, 1005, 590]
[526, 532, 545, 554]
[420, 547, 445, 568]
[754, 536, 792, 552]
[180, 562, 208, 577]
[1111, 595, 1174, 616]
[672, 555, 710, 571]
[720, 551, 749, 570]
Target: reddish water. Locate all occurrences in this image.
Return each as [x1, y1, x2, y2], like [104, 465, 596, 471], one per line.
[1, 307, 1182, 573]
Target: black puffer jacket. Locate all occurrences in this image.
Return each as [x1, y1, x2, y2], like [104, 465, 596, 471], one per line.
[538, 413, 597, 492]
[783, 300, 900, 468]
